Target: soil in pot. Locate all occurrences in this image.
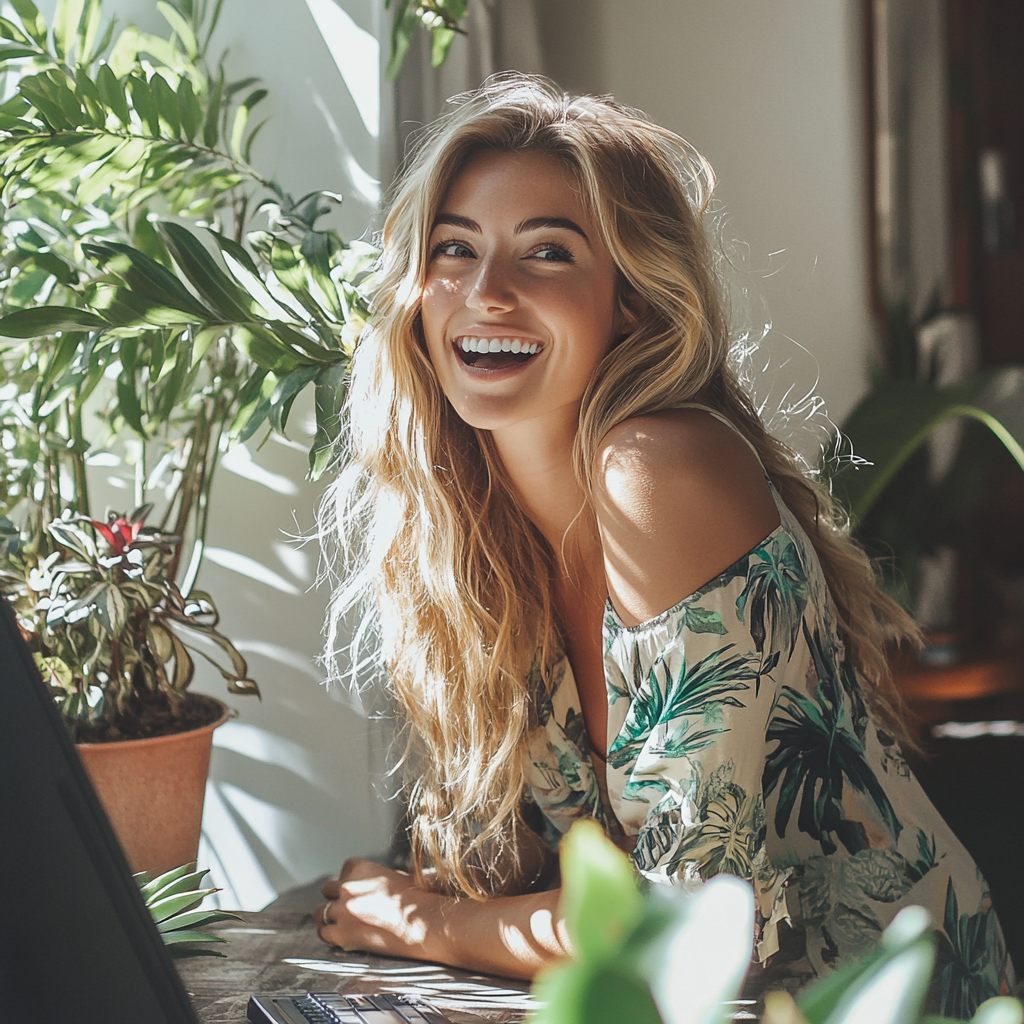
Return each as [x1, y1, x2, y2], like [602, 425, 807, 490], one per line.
[76, 693, 229, 876]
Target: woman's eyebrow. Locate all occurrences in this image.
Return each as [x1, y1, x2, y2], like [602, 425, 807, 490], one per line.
[513, 216, 590, 243]
[430, 213, 590, 244]
[432, 213, 479, 232]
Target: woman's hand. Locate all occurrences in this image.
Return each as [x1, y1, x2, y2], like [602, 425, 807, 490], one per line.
[315, 859, 570, 979]
[317, 858, 444, 963]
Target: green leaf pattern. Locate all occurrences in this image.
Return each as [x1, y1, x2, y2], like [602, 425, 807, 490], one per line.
[522, 480, 1015, 1012]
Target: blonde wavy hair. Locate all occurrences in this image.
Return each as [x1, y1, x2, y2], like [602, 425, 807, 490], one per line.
[321, 74, 919, 900]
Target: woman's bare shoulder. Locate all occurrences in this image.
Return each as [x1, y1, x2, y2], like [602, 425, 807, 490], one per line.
[594, 408, 772, 511]
[593, 409, 780, 625]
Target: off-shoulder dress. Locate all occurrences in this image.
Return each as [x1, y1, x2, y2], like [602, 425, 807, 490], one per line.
[523, 406, 1015, 1015]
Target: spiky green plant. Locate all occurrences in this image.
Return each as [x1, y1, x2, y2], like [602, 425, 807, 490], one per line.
[135, 862, 239, 958]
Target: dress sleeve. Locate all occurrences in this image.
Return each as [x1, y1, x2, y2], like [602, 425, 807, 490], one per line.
[602, 528, 807, 960]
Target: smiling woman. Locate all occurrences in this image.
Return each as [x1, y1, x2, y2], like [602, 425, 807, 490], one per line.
[421, 148, 625, 437]
[316, 75, 1016, 1010]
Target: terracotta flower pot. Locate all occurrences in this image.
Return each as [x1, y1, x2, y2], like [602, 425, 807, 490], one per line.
[76, 700, 228, 876]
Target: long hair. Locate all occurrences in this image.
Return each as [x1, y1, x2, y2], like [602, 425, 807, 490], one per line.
[321, 74, 918, 899]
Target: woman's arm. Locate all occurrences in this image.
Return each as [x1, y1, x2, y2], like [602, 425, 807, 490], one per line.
[318, 858, 570, 980]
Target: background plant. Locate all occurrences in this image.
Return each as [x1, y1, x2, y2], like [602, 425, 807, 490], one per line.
[0, 0, 377, 735]
[826, 313, 1024, 616]
[384, 0, 470, 80]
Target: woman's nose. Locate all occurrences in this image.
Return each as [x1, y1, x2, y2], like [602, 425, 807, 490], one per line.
[466, 259, 517, 314]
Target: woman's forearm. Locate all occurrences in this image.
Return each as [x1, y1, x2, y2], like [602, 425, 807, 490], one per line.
[430, 886, 571, 980]
[319, 860, 570, 980]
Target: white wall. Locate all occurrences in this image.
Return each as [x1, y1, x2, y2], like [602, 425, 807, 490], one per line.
[537, 0, 876, 454]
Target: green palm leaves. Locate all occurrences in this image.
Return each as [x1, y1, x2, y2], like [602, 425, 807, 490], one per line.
[0, 0, 266, 218]
[735, 533, 807, 671]
[670, 782, 762, 880]
[608, 644, 757, 770]
[763, 620, 899, 855]
[0, 0, 375, 734]
[937, 878, 1005, 1019]
[384, 0, 469, 80]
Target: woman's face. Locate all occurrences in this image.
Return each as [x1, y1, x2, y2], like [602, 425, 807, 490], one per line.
[420, 148, 626, 436]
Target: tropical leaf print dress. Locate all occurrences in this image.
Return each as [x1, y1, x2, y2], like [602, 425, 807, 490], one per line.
[522, 408, 1015, 1015]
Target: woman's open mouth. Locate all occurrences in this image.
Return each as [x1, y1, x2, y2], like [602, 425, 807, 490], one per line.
[454, 336, 542, 372]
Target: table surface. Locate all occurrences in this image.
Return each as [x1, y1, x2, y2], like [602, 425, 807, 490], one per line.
[176, 911, 533, 1024]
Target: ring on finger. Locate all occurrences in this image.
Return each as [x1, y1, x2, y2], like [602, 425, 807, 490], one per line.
[321, 900, 333, 927]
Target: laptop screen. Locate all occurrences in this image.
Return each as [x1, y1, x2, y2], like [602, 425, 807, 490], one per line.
[0, 599, 199, 1024]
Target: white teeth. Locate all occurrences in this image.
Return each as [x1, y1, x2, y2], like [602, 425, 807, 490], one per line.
[456, 337, 541, 355]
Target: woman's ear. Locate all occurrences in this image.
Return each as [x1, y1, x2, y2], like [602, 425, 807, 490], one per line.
[615, 281, 647, 337]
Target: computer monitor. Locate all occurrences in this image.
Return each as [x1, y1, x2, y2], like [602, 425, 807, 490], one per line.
[0, 598, 199, 1024]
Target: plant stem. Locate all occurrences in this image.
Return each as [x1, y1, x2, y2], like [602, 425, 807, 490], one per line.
[181, 415, 223, 597]
[135, 438, 146, 510]
[166, 400, 212, 584]
[68, 396, 91, 518]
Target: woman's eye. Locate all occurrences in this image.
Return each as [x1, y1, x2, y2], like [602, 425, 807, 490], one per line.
[531, 243, 574, 263]
[431, 239, 474, 259]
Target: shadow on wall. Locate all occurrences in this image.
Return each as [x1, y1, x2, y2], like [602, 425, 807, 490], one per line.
[188, 391, 398, 910]
[39, 0, 400, 910]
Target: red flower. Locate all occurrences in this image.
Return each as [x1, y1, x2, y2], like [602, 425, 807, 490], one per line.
[91, 516, 143, 555]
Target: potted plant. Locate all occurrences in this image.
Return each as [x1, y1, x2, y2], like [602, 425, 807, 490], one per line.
[0, 503, 255, 872]
[0, 0, 382, 872]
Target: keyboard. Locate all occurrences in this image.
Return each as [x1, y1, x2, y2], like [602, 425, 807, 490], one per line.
[247, 992, 453, 1024]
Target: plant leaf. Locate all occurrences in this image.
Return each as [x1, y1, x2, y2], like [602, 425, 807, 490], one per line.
[8, 0, 47, 46]
[177, 75, 201, 142]
[309, 359, 348, 479]
[385, 0, 418, 81]
[156, 907, 236, 933]
[832, 370, 1024, 522]
[146, 889, 209, 924]
[202, 62, 222, 147]
[269, 363, 318, 434]
[0, 306, 106, 337]
[559, 820, 643, 965]
[75, 136, 153, 205]
[149, 70, 180, 137]
[159, 221, 259, 320]
[156, 0, 197, 58]
[84, 240, 214, 321]
[95, 63, 131, 126]
[53, 0, 85, 62]
[127, 73, 160, 135]
[76, 0, 102, 64]
[230, 86, 266, 159]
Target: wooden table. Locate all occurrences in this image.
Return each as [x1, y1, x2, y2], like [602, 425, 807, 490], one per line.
[176, 911, 533, 1024]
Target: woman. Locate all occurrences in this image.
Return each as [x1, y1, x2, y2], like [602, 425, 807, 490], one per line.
[316, 75, 1014, 1011]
